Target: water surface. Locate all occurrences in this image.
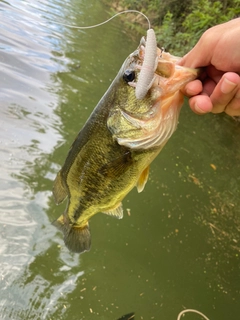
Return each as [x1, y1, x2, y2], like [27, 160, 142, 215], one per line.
[0, 1, 239, 319]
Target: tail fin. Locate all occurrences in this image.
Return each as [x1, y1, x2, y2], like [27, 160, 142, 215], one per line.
[53, 215, 91, 253]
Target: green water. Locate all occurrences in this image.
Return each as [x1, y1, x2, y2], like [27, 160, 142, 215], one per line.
[0, 1, 239, 319]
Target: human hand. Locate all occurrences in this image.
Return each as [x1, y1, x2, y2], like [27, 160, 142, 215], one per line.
[178, 18, 240, 116]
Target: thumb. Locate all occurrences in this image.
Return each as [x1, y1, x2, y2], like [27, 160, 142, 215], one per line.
[178, 41, 212, 69]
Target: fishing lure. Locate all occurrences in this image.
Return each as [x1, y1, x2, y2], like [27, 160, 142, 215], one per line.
[135, 28, 158, 100]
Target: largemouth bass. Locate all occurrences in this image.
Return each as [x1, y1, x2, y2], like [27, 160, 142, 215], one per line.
[53, 29, 198, 253]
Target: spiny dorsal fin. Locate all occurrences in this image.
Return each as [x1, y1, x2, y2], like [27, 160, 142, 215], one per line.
[52, 172, 68, 204]
[136, 166, 150, 193]
[103, 202, 123, 219]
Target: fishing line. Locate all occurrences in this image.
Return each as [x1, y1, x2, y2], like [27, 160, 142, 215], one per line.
[7, 4, 151, 31]
[177, 309, 210, 320]
[53, 10, 151, 30]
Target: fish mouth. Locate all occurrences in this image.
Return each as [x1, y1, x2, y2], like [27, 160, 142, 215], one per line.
[133, 36, 200, 108]
[124, 34, 199, 100]
[138, 43, 199, 94]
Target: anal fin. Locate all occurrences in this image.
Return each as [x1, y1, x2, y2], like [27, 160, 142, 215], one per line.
[103, 202, 123, 219]
[136, 166, 150, 193]
[52, 214, 65, 231]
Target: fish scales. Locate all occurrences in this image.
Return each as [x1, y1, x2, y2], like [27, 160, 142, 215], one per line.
[53, 29, 199, 253]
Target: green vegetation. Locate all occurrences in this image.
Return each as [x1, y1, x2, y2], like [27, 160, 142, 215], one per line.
[107, 0, 240, 55]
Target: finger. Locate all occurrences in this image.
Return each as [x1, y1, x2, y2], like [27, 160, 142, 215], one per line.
[178, 47, 209, 69]
[178, 33, 213, 69]
[188, 95, 213, 114]
[181, 79, 203, 96]
[206, 65, 224, 83]
[210, 73, 239, 113]
[201, 77, 216, 96]
[225, 87, 240, 116]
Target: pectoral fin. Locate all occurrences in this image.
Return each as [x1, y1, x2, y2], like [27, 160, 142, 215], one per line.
[52, 172, 68, 204]
[98, 150, 133, 178]
[103, 202, 123, 219]
[136, 166, 150, 193]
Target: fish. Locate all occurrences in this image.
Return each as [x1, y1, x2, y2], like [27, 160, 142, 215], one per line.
[117, 312, 135, 320]
[52, 29, 199, 253]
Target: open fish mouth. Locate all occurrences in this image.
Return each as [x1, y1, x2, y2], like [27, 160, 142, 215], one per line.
[127, 29, 199, 100]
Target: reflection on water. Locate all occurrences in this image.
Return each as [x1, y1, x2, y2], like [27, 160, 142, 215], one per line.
[0, 0, 82, 318]
[0, 0, 240, 319]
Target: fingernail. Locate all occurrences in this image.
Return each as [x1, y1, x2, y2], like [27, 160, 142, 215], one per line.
[221, 78, 237, 94]
[186, 88, 195, 96]
[194, 103, 205, 114]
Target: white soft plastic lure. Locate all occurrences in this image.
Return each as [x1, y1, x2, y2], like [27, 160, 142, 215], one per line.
[135, 28, 158, 100]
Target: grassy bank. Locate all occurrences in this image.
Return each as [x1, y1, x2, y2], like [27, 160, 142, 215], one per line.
[105, 0, 240, 55]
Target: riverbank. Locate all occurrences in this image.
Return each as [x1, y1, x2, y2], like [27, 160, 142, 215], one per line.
[104, 0, 240, 55]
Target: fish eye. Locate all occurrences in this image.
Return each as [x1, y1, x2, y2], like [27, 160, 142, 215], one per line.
[123, 69, 135, 83]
